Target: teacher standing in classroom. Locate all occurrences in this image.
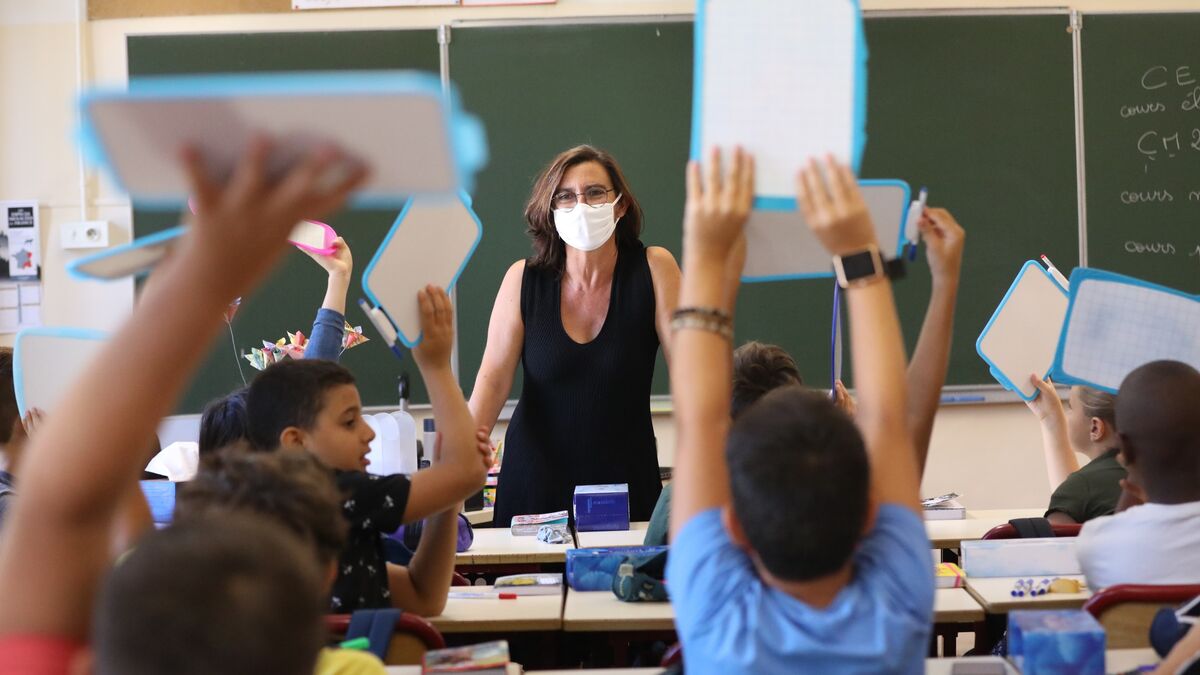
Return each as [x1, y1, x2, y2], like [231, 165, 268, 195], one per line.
[469, 145, 680, 527]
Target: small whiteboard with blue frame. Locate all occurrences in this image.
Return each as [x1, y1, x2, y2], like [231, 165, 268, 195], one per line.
[976, 261, 1070, 400]
[691, 0, 867, 209]
[361, 191, 483, 348]
[78, 71, 487, 210]
[742, 179, 908, 282]
[13, 327, 110, 416]
[1050, 268, 1200, 394]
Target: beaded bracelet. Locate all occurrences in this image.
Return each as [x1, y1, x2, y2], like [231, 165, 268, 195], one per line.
[670, 307, 734, 341]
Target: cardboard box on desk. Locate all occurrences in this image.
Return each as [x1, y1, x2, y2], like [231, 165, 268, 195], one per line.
[1008, 610, 1105, 675]
[961, 539, 1081, 578]
[566, 545, 668, 591]
[573, 484, 630, 532]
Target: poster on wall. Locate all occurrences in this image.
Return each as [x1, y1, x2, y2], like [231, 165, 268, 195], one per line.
[0, 201, 41, 280]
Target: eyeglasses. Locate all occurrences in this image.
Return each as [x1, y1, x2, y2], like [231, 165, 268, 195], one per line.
[552, 186, 616, 210]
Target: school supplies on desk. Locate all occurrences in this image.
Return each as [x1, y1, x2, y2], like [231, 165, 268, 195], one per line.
[12, 327, 109, 416]
[1051, 268, 1200, 393]
[422, 639, 509, 674]
[961, 539, 1081, 578]
[566, 545, 670, 591]
[935, 562, 965, 589]
[692, 0, 867, 204]
[573, 484, 630, 532]
[78, 70, 487, 209]
[1008, 610, 1105, 675]
[509, 510, 569, 536]
[493, 573, 563, 596]
[976, 260, 1071, 400]
[741, 180, 910, 282]
[361, 192, 483, 347]
[924, 498, 966, 521]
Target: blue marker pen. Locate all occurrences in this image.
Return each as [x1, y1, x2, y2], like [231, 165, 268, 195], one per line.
[357, 298, 405, 360]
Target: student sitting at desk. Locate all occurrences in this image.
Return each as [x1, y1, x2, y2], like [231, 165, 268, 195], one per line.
[667, 151, 933, 673]
[1025, 376, 1125, 524]
[1075, 360, 1200, 589]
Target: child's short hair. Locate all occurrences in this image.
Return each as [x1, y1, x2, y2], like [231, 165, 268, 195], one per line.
[1116, 360, 1200, 502]
[199, 387, 248, 456]
[0, 347, 18, 445]
[177, 446, 347, 565]
[726, 386, 869, 581]
[244, 360, 356, 450]
[731, 341, 803, 420]
[93, 513, 326, 675]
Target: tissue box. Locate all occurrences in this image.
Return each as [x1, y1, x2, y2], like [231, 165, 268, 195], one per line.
[573, 484, 630, 532]
[1008, 610, 1105, 675]
[566, 546, 668, 590]
[961, 539, 1081, 578]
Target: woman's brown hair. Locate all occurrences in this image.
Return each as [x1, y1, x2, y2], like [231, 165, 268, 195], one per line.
[524, 145, 644, 274]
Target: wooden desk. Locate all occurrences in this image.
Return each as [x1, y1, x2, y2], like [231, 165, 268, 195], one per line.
[574, 522, 651, 549]
[925, 509, 1045, 549]
[925, 648, 1158, 674]
[464, 507, 494, 526]
[965, 575, 1092, 613]
[562, 589, 675, 632]
[425, 586, 564, 633]
[456, 528, 573, 565]
[935, 588, 985, 623]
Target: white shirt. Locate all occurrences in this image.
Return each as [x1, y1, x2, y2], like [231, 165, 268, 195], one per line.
[1076, 500, 1200, 589]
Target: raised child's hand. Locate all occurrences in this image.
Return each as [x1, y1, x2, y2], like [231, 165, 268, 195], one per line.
[918, 207, 965, 285]
[1024, 374, 1066, 424]
[412, 285, 454, 371]
[684, 147, 755, 262]
[179, 138, 367, 302]
[796, 157, 877, 257]
[302, 236, 353, 281]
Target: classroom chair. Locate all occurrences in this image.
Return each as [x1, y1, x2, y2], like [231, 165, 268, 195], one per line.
[1084, 584, 1200, 649]
[661, 642, 682, 668]
[324, 610, 445, 664]
[452, 571, 471, 586]
[981, 521, 1082, 540]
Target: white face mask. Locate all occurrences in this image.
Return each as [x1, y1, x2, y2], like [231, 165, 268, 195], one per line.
[553, 194, 622, 252]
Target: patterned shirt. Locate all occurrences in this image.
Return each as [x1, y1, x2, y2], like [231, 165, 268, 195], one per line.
[330, 471, 412, 612]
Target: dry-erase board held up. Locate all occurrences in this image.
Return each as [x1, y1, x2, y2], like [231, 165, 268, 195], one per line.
[360, 191, 483, 348]
[692, 0, 867, 209]
[1050, 268, 1200, 394]
[78, 71, 488, 210]
[976, 260, 1070, 401]
[13, 327, 109, 417]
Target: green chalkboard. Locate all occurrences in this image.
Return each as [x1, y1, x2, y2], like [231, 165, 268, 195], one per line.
[451, 14, 1079, 396]
[127, 31, 441, 412]
[1082, 13, 1200, 295]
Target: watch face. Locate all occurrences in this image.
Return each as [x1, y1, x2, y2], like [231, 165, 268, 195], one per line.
[841, 251, 878, 279]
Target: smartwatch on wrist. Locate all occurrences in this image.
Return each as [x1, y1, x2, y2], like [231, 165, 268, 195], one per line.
[832, 244, 906, 289]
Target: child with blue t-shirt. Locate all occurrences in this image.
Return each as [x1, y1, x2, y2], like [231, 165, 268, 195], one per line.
[667, 151, 934, 674]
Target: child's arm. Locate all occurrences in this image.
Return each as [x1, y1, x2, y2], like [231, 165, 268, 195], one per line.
[905, 208, 964, 475]
[1026, 375, 1080, 490]
[1154, 620, 1200, 675]
[668, 147, 754, 540]
[798, 158, 920, 513]
[0, 140, 365, 639]
[302, 237, 352, 361]
[405, 287, 488, 522]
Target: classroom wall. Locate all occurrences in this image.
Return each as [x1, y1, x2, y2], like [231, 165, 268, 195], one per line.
[5, 0, 1191, 509]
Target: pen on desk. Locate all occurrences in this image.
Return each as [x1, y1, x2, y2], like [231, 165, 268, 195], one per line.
[448, 591, 518, 600]
[1040, 254, 1070, 291]
[905, 187, 929, 261]
[358, 298, 405, 359]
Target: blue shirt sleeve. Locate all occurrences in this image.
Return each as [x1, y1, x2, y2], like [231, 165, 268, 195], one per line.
[304, 308, 346, 362]
[854, 504, 936, 624]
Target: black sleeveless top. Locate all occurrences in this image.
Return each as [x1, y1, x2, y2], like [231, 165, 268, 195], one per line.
[494, 240, 663, 527]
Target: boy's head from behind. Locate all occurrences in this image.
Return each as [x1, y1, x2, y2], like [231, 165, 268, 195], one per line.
[93, 513, 326, 675]
[245, 359, 375, 471]
[724, 386, 870, 583]
[732, 341, 803, 420]
[1116, 360, 1200, 504]
[198, 387, 248, 456]
[177, 446, 347, 576]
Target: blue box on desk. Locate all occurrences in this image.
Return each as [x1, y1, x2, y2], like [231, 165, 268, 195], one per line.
[1008, 610, 1105, 675]
[573, 484, 630, 532]
[566, 545, 668, 591]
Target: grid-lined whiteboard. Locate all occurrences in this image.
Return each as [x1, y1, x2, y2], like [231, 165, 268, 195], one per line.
[1056, 274, 1200, 392]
